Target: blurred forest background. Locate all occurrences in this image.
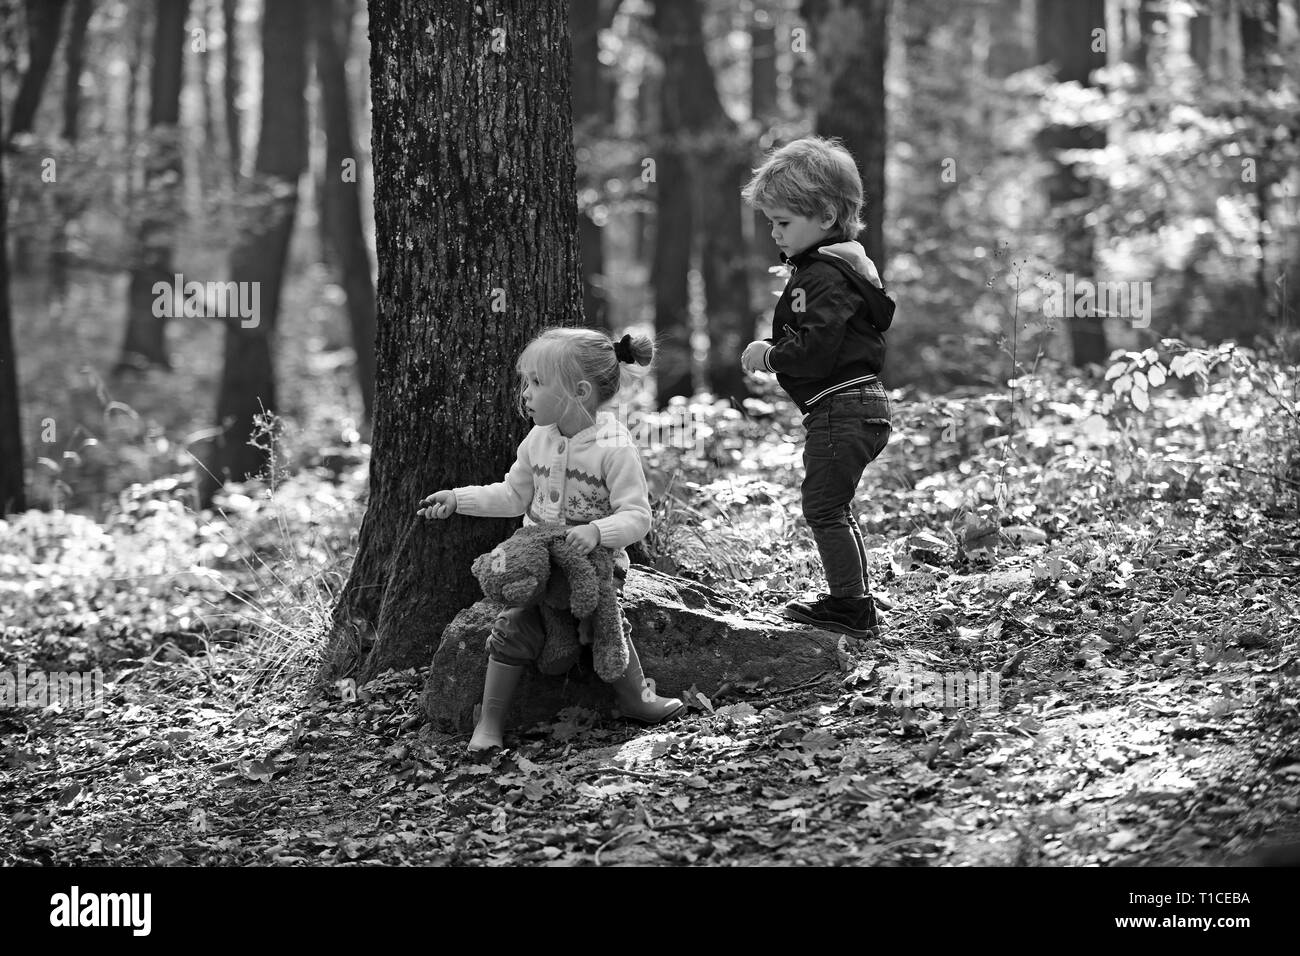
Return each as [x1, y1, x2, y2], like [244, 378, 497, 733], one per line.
[2, 1, 1300, 869]
[0, 0, 1298, 514]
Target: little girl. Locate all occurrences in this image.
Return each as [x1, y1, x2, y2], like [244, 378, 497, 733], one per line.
[418, 327, 685, 751]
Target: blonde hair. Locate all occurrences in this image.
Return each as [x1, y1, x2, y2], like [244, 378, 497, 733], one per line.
[516, 327, 654, 422]
[741, 136, 864, 239]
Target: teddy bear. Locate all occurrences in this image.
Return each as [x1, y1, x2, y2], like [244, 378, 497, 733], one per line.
[470, 524, 631, 682]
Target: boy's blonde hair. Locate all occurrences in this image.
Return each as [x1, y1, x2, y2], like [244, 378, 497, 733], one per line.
[516, 327, 654, 420]
[741, 136, 864, 239]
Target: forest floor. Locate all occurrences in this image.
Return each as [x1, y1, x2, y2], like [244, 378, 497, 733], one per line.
[2, 345, 1299, 866]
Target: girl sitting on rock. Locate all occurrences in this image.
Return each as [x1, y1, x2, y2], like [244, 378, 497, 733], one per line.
[419, 327, 685, 751]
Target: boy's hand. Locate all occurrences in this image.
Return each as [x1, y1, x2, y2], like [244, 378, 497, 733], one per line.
[417, 490, 457, 520]
[741, 340, 773, 373]
[565, 524, 601, 554]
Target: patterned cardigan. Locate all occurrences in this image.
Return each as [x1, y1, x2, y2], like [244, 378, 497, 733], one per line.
[451, 412, 651, 569]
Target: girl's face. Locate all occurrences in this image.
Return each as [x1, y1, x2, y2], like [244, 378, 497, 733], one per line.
[760, 204, 835, 258]
[521, 369, 580, 427]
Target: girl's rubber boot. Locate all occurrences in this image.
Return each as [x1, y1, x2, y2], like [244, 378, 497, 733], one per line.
[612, 641, 685, 724]
[467, 659, 524, 752]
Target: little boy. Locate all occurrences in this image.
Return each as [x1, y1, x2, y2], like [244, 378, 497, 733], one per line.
[739, 136, 894, 638]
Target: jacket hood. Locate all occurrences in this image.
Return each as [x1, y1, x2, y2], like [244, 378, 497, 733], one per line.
[782, 234, 894, 332]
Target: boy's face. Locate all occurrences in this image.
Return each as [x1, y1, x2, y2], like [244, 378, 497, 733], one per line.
[759, 205, 836, 258]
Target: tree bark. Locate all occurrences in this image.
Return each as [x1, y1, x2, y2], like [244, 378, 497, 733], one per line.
[61, 0, 93, 143]
[1036, 0, 1110, 367]
[115, 0, 187, 375]
[323, 0, 586, 682]
[0, 108, 25, 515]
[799, 0, 889, 272]
[202, 0, 307, 500]
[314, 0, 376, 424]
[7, 0, 69, 143]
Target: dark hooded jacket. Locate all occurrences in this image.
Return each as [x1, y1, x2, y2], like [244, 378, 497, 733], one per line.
[760, 234, 895, 412]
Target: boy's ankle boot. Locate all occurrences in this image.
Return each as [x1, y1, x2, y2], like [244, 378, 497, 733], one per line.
[783, 593, 881, 638]
[467, 659, 524, 752]
[612, 642, 685, 724]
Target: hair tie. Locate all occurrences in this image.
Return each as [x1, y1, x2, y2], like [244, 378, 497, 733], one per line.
[613, 333, 635, 364]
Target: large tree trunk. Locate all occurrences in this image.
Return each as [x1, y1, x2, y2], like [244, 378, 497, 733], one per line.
[799, 0, 889, 272]
[202, 0, 307, 500]
[7, 0, 68, 143]
[1036, 0, 1110, 367]
[570, 0, 610, 331]
[114, 0, 187, 375]
[314, 0, 376, 424]
[0, 109, 25, 515]
[323, 0, 586, 682]
[61, 0, 93, 142]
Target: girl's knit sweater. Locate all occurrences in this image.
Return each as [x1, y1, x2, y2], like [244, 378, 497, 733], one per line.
[451, 411, 651, 569]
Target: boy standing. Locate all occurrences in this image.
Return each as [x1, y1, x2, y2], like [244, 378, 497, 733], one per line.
[740, 137, 894, 638]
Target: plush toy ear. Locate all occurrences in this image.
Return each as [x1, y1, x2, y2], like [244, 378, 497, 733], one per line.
[502, 575, 540, 605]
[470, 552, 498, 598]
[550, 540, 600, 618]
[592, 577, 631, 682]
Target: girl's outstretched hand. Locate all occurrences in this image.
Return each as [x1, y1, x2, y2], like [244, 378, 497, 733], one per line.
[565, 524, 601, 554]
[418, 490, 457, 520]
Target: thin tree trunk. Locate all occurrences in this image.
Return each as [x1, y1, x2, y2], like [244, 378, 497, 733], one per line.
[115, 0, 187, 374]
[314, 0, 376, 423]
[223, 0, 241, 180]
[799, 0, 889, 272]
[1243, 0, 1280, 328]
[1134, 0, 1165, 71]
[198, 0, 216, 187]
[7, 0, 69, 143]
[325, 0, 585, 681]
[61, 0, 93, 142]
[0, 108, 25, 515]
[703, 154, 755, 403]
[650, 0, 696, 405]
[202, 0, 308, 501]
[51, 0, 94, 311]
[571, 0, 609, 330]
[749, 2, 777, 271]
[1036, 0, 1110, 367]
[750, 4, 777, 119]
[659, 0, 752, 405]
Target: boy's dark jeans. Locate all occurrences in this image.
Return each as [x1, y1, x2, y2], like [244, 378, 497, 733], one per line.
[800, 384, 892, 598]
